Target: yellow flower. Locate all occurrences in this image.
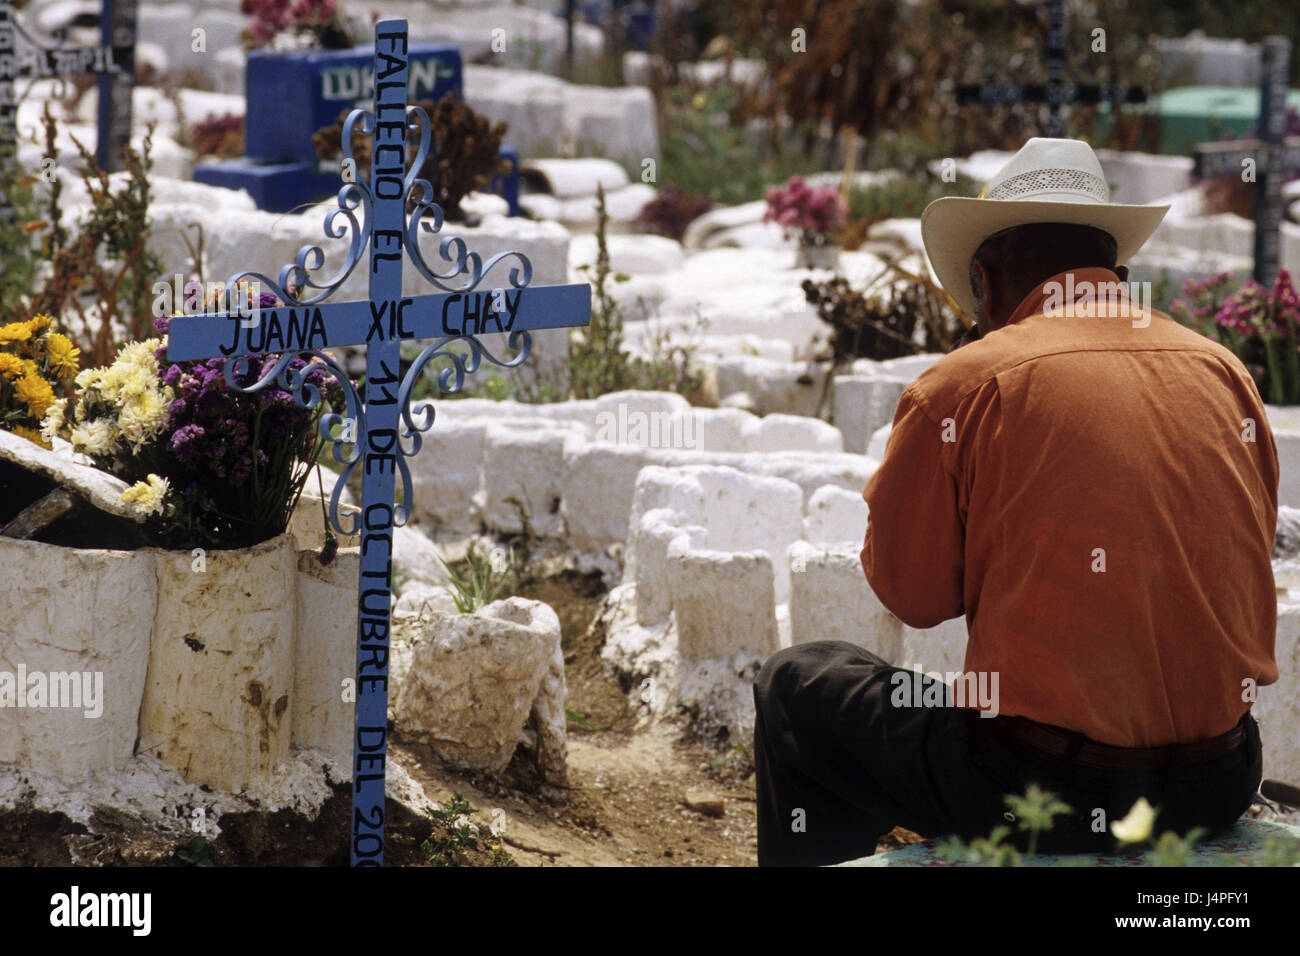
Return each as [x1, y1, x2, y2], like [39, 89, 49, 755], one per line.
[1110, 796, 1157, 844]
[0, 353, 26, 379]
[121, 474, 169, 516]
[9, 424, 51, 450]
[26, 314, 52, 335]
[14, 372, 56, 419]
[44, 332, 80, 378]
[0, 321, 33, 345]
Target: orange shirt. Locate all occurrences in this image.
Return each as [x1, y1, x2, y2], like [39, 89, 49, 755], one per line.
[861, 267, 1279, 747]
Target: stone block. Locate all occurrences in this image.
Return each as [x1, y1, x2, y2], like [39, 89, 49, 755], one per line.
[561, 442, 658, 552]
[688, 466, 805, 605]
[868, 423, 892, 461]
[629, 509, 706, 625]
[747, 451, 878, 503]
[803, 484, 871, 545]
[743, 412, 843, 454]
[525, 157, 629, 198]
[1096, 149, 1194, 205]
[667, 543, 778, 660]
[569, 231, 684, 276]
[479, 425, 570, 536]
[393, 597, 565, 780]
[878, 354, 943, 380]
[138, 534, 298, 792]
[0, 539, 155, 777]
[714, 355, 828, 417]
[624, 466, 708, 580]
[292, 548, 357, 766]
[670, 407, 752, 453]
[407, 419, 486, 535]
[1256, 602, 1300, 785]
[833, 374, 909, 455]
[1274, 430, 1300, 509]
[787, 542, 902, 660]
[393, 523, 451, 588]
[899, 616, 970, 677]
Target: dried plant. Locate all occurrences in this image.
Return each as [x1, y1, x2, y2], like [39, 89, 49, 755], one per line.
[634, 185, 712, 241]
[312, 94, 508, 221]
[4, 107, 165, 368]
[188, 112, 246, 159]
[802, 262, 966, 364]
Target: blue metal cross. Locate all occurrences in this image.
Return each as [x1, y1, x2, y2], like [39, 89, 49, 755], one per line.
[167, 19, 590, 866]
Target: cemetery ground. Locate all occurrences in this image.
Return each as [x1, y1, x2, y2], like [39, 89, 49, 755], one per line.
[0, 565, 770, 867]
[9, 0, 1300, 877]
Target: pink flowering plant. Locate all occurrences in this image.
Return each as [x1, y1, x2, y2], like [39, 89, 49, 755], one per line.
[1170, 269, 1300, 404]
[240, 0, 356, 49]
[763, 175, 846, 248]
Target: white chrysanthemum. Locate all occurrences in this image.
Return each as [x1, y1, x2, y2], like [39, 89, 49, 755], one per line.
[40, 398, 68, 445]
[117, 388, 171, 451]
[74, 367, 103, 390]
[116, 338, 162, 373]
[69, 417, 120, 457]
[120, 474, 169, 517]
[1110, 797, 1156, 843]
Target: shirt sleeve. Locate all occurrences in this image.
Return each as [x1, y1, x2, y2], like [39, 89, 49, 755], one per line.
[860, 386, 965, 628]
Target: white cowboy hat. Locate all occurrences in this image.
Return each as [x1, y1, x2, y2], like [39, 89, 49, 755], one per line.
[921, 137, 1169, 319]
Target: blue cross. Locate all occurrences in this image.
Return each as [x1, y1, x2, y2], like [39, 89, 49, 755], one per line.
[167, 19, 591, 866]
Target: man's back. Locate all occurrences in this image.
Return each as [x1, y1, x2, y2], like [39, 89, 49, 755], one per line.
[861, 267, 1280, 747]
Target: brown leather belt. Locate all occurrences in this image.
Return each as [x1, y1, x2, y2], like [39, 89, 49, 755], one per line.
[988, 715, 1247, 772]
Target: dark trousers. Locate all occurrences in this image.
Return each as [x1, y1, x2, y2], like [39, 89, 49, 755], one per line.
[753, 641, 1263, 867]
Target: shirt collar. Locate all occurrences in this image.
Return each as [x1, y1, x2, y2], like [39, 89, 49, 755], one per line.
[1005, 267, 1128, 326]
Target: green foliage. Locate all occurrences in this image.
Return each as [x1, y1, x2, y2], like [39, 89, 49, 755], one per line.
[935, 786, 1299, 866]
[1145, 828, 1208, 867]
[170, 835, 214, 867]
[1257, 834, 1300, 867]
[421, 793, 516, 867]
[1005, 784, 1073, 858]
[0, 170, 42, 318]
[565, 706, 600, 732]
[937, 824, 1022, 867]
[441, 540, 519, 613]
[569, 184, 635, 399]
[421, 794, 480, 866]
[657, 84, 805, 207]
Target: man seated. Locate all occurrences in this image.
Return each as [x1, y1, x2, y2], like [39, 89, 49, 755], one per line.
[752, 137, 1279, 867]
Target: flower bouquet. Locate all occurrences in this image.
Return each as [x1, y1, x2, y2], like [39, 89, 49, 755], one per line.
[42, 300, 341, 549]
[0, 313, 80, 449]
[1170, 269, 1300, 405]
[763, 175, 847, 269]
[240, 0, 358, 50]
